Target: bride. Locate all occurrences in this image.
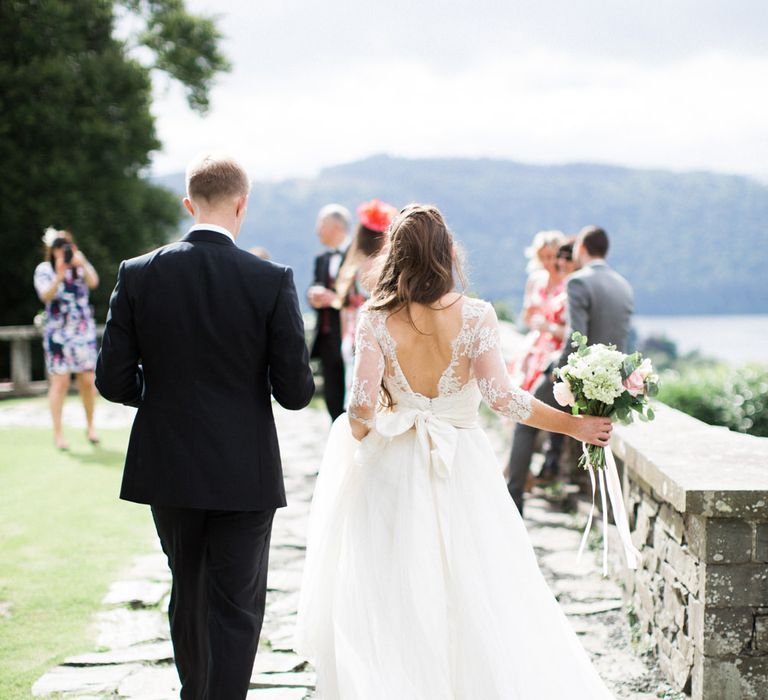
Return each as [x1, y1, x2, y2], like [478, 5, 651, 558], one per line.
[295, 204, 615, 699]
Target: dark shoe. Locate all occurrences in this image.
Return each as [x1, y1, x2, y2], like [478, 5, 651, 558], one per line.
[536, 455, 560, 484]
[533, 470, 557, 486]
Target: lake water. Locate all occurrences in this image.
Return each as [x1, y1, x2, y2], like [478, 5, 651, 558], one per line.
[632, 314, 768, 365]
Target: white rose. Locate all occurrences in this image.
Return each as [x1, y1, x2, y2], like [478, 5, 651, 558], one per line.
[553, 380, 576, 407]
[637, 358, 654, 379]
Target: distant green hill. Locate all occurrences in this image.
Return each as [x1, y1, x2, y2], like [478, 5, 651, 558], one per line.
[155, 155, 768, 315]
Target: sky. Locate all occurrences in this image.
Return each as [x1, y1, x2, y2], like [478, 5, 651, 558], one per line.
[140, 0, 768, 182]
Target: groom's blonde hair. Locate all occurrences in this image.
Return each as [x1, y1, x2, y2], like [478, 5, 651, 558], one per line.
[186, 153, 250, 205]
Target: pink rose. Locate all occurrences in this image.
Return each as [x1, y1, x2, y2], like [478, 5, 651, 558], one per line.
[623, 370, 645, 397]
[553, 380, 576, 407]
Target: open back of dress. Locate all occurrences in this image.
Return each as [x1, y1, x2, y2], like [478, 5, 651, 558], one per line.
[348, 296, 533, 426]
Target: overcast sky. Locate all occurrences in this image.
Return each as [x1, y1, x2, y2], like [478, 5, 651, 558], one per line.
[143, 0, 768, 181]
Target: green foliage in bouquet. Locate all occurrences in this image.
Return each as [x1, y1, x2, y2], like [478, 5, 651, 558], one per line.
[554, 332, 659, 470]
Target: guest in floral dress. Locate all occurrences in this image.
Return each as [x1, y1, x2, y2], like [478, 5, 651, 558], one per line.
[335, 199, 396, 404]
[34, 228, 100, 450]
[513, 230, 568, 390]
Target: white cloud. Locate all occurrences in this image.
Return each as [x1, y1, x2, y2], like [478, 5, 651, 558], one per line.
[147, 2, 768, 180]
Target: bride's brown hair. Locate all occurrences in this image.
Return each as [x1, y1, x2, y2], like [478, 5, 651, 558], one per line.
[368, 204, 466, 316]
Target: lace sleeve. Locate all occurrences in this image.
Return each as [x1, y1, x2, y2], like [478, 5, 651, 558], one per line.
[470, 303, 533, 421]
[348, 311, 384, 429]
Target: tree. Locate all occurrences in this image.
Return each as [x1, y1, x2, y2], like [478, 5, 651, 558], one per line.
[0, 0, 230, 327]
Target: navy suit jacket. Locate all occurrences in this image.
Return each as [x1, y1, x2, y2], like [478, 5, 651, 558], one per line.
[96, 229, 315, 510]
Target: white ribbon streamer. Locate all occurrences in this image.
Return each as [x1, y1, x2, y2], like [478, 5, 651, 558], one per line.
[598, 468, 609, 576]
[576, 448, 596, 564]
[577, 443, 642, 576]
[604, 445, 641, 569]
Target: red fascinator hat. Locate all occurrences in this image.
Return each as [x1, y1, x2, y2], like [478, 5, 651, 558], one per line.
[357, 198, 397, 233]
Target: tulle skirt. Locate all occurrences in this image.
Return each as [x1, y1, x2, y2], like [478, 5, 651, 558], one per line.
[295, 416, 614, 699]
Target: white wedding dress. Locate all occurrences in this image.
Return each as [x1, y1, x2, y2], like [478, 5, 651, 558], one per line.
[295, 297, 614, 699]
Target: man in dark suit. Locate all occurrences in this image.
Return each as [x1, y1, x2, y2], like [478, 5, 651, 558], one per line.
[507, 226, 634, 514]
[308, 204, 351, 420]
[95, 153, 314, 700]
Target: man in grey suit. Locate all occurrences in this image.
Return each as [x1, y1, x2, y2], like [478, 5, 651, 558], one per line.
[507, 225, 634, 514]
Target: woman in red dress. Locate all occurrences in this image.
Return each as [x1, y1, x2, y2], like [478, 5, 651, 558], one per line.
[515, 230, 567, 391]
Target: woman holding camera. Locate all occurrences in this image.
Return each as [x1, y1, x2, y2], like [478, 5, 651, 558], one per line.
[34, 228, 100, 450]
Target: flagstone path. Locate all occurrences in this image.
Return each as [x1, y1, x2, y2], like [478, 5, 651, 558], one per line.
[12, 399, 684, 699]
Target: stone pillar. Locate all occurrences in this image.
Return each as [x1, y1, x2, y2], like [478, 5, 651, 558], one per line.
[609, 403, 768, 700]
[688, 515, 768, 699]
[10, 337, 32, 393]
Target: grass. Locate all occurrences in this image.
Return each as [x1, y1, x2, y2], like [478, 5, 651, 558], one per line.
[0, 400, 155, 699]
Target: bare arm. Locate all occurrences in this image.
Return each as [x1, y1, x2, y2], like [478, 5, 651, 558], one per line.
[523, 398, 611, 446]
[37, 268, 66, 303]
[34, 253, 68, 304]
[73, 250, 99, 289]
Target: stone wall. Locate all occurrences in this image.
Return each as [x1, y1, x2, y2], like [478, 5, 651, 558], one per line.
[609, 403, 768, 700]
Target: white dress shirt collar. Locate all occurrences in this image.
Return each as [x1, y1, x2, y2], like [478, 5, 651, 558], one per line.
[327, 236, 350, 254]
[188, 223, 235, 243]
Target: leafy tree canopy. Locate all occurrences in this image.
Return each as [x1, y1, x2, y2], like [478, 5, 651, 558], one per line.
[0, 0, 229, 325]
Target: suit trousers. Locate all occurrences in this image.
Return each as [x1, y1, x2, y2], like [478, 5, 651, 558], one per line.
[506, 372, 566, 515]
[314, 332, 346, 420]
[151, 506, 275, 700]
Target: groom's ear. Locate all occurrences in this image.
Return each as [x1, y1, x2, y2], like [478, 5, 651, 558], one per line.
[183, 197, 196, 218]
[235, 194, 248, 219]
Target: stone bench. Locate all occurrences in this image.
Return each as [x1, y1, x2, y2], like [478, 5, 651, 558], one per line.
[0, 325, 107, 396]
[610, 402, 768, 699]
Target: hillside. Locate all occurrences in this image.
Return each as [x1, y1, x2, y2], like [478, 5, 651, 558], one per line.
[155, 155, 768, 314]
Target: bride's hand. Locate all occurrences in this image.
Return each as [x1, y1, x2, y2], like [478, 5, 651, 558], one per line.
[570, 415, 612, 447]
[349, 418, 370, 442]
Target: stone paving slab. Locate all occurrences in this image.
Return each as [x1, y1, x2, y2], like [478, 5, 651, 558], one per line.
[252, 652, 306, 674]
[117, 666, 179, 699]
[94, 607, 169, 649]
[30, 401, 686, 698]
[251, 672, 316, 689]
[64, 641, 173, 667]
[103, 580, 169, 608]
[247, 688, 311, 700]
[32, 663, 144, 696]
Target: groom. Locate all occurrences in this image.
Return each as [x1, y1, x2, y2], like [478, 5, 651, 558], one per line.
[95, 153, 314, 699]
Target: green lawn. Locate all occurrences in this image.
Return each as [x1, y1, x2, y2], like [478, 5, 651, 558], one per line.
[0, 402, 155, 699]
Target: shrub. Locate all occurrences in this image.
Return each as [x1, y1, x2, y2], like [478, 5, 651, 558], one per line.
[658, 364, 768, 437]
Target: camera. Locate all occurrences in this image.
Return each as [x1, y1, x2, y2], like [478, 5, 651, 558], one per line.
[63, 243, 74, 264]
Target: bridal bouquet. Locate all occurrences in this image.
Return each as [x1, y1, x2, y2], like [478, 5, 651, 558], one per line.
[553, 331, 659, 470]
[552, 332, 659, 573]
